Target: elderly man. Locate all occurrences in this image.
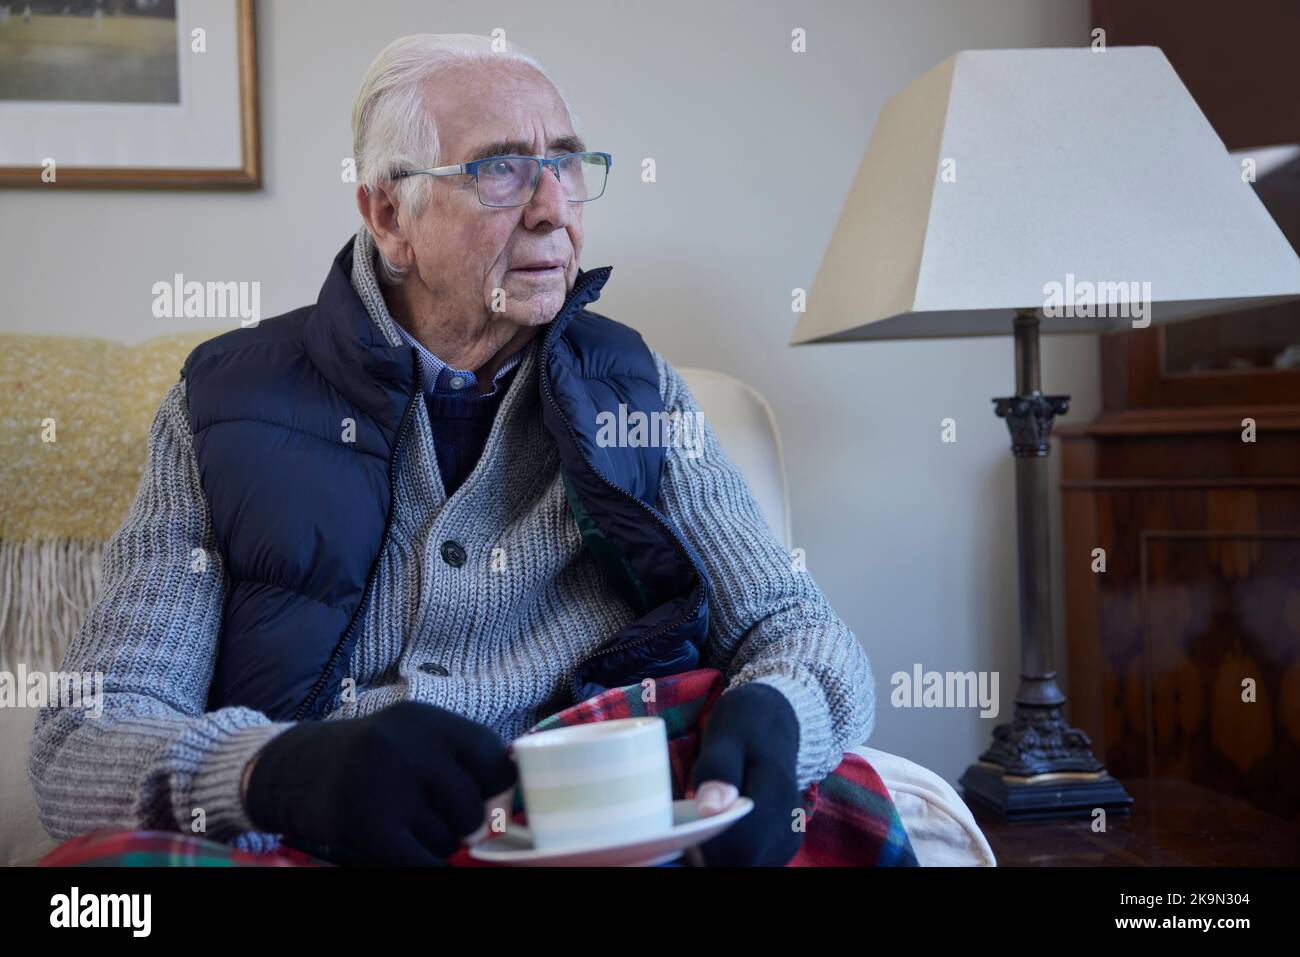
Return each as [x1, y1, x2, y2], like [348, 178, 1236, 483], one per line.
[28, 33, 874, 867]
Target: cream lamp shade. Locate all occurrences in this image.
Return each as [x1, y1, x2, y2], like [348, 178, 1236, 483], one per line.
[791, 46, 1300, 344]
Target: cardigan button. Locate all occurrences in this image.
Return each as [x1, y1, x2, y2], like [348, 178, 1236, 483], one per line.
[418, 661, 450, 676]
[440, 539, 467, 567]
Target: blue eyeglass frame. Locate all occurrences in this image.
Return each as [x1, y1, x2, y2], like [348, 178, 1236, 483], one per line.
[391, 151, 613, 207]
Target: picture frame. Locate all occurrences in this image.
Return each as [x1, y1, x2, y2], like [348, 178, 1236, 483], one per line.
[0, 0, 260, 189]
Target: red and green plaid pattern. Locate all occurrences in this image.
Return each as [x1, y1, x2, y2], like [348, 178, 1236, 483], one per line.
[40, 669, 917, 867]
[39, 828, 329, 867]
[449, 668, 918, 867]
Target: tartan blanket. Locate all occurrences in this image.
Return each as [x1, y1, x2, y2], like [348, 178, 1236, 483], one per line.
[38, 829, 329, 867]
[40, 668, 917, 867]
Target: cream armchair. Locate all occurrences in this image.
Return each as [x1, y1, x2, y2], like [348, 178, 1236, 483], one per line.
[0, 332, 993, 866]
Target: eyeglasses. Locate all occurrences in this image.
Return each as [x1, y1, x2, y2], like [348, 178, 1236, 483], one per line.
[392, 151, 612, 208]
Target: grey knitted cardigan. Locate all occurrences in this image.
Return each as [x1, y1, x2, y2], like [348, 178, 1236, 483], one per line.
[27, 227, 876, 853]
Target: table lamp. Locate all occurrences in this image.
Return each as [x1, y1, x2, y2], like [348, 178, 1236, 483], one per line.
[791, 46, 1300, 819]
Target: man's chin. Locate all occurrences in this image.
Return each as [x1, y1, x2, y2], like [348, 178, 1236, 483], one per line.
[496, 302, 559, 327]
[503, 281, 567, 321]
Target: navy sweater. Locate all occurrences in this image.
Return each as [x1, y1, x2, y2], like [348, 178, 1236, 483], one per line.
[425, 364, 518, 497]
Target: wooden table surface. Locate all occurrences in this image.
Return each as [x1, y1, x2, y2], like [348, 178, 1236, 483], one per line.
[965, 777, 1300, 866]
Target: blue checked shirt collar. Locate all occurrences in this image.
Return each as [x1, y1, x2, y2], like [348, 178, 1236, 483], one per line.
[390, 318, 524, 398]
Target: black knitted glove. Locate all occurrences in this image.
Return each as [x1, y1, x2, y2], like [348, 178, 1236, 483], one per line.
[243, 700, 516, 866]
[689, 681, 804, 866]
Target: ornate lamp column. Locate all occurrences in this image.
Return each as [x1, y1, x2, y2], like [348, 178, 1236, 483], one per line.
[957, 311, 1133, 819]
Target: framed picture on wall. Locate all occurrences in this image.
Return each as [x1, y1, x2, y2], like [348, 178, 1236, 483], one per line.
[0, 0, 259, 189]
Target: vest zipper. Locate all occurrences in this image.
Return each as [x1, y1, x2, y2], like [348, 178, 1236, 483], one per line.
[538, 271, 707, 694]
[294, 349, 421, 720]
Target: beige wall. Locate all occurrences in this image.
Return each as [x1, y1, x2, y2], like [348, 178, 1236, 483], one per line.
[0, 0, 1095, 786]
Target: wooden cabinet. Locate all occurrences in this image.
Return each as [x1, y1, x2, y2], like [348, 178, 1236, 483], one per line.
[1058, 403, 1300, 822]
[1058, 171, 1300, 823]
[1061, 0, 1300, 827]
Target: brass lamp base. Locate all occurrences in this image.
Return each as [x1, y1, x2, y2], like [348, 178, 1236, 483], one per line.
[959, 700, 1133, 821]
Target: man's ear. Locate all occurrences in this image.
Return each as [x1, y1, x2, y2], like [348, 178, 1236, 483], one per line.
[356, 182, 410, 269]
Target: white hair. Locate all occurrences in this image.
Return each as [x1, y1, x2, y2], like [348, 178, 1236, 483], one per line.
[351, 33, 580, 284]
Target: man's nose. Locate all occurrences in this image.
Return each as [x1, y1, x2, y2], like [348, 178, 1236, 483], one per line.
[524, 161, 569, 224]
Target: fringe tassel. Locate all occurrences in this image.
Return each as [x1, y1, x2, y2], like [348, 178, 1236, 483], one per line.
[0, 538, 104, 669]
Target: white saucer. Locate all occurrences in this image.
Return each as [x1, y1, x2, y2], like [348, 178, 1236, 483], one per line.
[467, 797, 754, 866]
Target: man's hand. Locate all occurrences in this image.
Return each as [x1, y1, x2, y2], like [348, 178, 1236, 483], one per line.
[242, 700, 516, 866]
[689, 681, 804, 866]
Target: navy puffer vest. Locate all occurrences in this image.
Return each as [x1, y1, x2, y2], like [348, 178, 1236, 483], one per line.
[180, 238, 711, 721]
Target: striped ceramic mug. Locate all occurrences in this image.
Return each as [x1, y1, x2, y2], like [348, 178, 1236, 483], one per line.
[511, 717, 673, 850]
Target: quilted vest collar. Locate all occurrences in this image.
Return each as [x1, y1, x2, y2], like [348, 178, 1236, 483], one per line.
[302, 238, 414, 447]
